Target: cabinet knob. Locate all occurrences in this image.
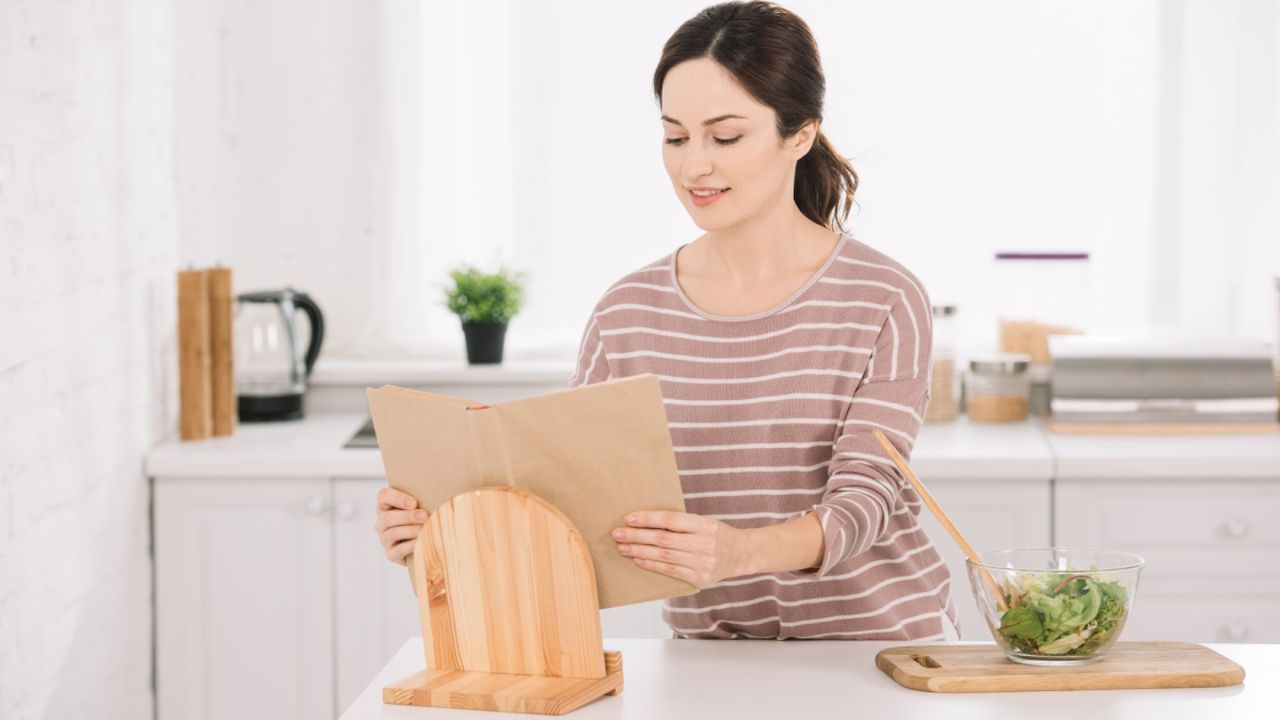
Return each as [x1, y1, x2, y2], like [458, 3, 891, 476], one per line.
[1220, 516, 1250, 540]
[336, 500, 357, 520]
[305, 493, 329, 516]
[1220, 620, 1250, 642]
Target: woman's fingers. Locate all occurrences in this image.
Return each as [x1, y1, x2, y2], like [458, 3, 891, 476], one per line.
[624, 510, 708, 533]
[617, 540, 700, 569]
[381, 523, 423, 545]
[613, 526, 700, 553]
[388, 539, 415, 564]
[631, 557, 700, 585]
[374, 508, 427, 534]
[374, 486, 428, 566]
[381, 524, 423, 563]
[377, 486, 418, 512]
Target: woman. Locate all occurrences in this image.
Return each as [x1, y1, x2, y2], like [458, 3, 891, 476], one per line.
[375, 0, 958, 642]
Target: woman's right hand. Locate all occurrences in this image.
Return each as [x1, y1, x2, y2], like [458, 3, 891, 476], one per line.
[375, 486, 428, 565]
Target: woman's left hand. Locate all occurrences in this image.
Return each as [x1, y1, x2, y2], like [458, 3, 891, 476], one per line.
[612, 510, 754, 588]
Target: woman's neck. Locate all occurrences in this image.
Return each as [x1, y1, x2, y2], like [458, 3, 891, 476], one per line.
[692, 207, 839, 286]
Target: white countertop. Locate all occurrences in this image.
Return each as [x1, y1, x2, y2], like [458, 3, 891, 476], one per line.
[144, 409, 1280, 481]
[145, 412, 378, 478]
[143, 412, 1052, 480]
[339, 638, 1279, 720]
[1049, 430, 1280, 479]
[310, 357, 576, 388]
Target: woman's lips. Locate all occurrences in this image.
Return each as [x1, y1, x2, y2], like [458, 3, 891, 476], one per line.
[689, 188, 729, 206]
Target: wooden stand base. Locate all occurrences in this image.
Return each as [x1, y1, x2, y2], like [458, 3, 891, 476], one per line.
[384, 651, 623, 715]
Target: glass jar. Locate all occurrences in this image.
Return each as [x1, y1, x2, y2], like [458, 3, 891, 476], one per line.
[925, 304, 959, 422]
[966, 353, 1031, 422]
[992, 252, 1090, 367]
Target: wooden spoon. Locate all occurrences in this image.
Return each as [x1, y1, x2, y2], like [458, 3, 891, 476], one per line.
[872, 429, 1008, 612]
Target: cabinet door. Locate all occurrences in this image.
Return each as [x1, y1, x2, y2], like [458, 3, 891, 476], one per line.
[1056, 478, 1280, 643]
[332, 478, 422, 712]
[155, 477, 333, 720]
[912, 480, 1052, 639]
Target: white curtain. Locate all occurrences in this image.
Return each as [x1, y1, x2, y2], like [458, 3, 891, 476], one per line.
[362, 0, 1280, 361]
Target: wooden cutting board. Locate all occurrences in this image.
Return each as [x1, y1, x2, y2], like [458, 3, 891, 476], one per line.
[876, 641, 1245, 693]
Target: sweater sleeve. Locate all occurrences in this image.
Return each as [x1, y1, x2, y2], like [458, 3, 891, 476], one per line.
[794, 290, 933, 579]
[568, 309, 611, 388]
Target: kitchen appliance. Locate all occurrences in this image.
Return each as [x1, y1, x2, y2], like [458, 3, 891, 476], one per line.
[234, 288, 324, 421]
[1047, 334, 1278, 427]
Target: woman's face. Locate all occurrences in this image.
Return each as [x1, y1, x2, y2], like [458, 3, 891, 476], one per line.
[661, 58, 817, 231]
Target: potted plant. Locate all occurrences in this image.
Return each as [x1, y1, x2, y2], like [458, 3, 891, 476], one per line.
[444, 263, 527, 364]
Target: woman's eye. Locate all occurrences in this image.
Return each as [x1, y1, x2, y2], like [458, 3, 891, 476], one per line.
[664, 136, 742, 146]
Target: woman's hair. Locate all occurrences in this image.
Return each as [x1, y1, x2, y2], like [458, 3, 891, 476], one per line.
[653, 1, 858, 233]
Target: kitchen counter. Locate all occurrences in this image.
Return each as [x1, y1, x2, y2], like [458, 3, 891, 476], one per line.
[146, 412, 378, 477]
[1049, 429, 1280, 479]
[339, 638, 1279, 720]
[143, 411, 1053, 480]
[144, 409, 1280, 482]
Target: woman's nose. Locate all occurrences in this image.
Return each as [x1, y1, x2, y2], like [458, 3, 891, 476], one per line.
[682, 156, 713, 181]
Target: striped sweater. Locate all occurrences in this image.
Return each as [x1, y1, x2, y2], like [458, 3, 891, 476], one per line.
[568, 231, 958, 641]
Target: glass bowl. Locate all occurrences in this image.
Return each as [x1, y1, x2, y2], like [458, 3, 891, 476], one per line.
[966, 548, 1143, 666]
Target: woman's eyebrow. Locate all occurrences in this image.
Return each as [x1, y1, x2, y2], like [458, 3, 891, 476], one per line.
[661, 114, 747, 127]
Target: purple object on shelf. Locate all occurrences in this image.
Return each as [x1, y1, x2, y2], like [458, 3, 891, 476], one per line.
[994, 252, 1090, 260]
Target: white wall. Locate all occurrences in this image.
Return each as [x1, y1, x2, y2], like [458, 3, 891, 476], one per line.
[172, 0, 395, 358]
[1154, 0, 1280, 338]
[0, 0, 177, 717]
[174, 1, 1280, 363]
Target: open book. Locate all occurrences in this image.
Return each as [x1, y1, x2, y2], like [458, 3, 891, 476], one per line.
[366, 373, 698, 609]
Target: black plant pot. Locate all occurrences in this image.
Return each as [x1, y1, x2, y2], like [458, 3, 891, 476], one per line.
[461, 321, 508, 364]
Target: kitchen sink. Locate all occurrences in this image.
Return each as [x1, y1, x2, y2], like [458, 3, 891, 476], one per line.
[344, 416, 379, 449]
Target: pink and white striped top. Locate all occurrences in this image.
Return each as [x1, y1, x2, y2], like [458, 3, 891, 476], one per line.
[568, 231, 958, 641]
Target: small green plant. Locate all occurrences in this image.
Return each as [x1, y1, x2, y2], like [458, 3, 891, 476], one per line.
[443, 264, 527, 324]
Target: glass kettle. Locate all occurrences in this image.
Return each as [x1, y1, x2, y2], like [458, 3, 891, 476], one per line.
[234, 288, 325, 421]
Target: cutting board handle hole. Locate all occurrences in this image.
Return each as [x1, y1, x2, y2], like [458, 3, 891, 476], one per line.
[912, 654, 941, 669]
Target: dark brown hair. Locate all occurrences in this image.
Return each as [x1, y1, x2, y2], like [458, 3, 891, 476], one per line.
[653, 1, 858, 232]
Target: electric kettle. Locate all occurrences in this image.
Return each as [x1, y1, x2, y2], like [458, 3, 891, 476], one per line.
[234, 288, 325, 421]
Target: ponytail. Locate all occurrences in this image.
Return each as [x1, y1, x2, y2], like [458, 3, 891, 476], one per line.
[796, 128, 858, 233]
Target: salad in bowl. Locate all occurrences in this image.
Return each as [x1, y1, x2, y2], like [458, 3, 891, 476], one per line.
[967, 548, 1143, 666]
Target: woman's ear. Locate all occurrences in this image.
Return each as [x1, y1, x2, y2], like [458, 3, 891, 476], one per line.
[791, 119, 821, 160]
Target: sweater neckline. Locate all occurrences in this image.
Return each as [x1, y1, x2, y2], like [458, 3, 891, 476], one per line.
[668, 231, 850, 322]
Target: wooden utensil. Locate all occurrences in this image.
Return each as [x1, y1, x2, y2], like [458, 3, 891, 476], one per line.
[207, 266, 235, 437]
[872, 429, 1007, 612]
[876, 641, 1244, 692]
[177, 269, 212, 440]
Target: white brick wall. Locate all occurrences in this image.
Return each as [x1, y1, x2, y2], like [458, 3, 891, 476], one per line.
[0, 0, 177, 718]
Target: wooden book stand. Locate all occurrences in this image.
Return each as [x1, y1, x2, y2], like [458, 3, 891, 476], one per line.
[382, 486, 623, 715]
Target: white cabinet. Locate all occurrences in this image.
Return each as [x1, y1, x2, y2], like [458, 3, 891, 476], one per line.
[913, 479, 1052, 639]
[156, 476, 422, 720]
[154, 473, 669, 720]
[1056, 478, 1280, 643]
[332, 478, 421, 711]
[154, 477, 335, 720]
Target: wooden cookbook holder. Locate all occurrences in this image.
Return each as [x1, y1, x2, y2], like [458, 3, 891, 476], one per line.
[382, 486, 623, 715]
